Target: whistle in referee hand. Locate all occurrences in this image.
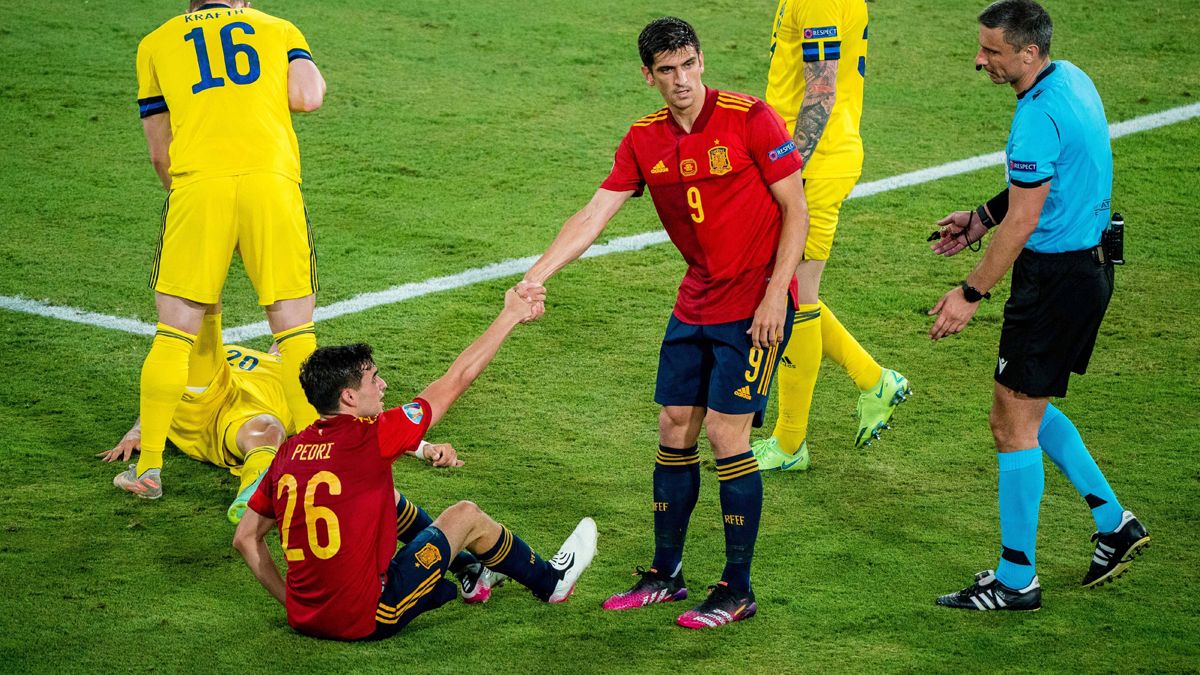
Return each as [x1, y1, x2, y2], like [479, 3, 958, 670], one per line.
[927, 230, 942, 242]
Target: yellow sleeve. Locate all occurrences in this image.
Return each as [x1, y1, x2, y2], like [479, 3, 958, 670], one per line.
[135, 36, 168, 118]
[284, 21, 313, 63]
[791, 0, 847, 62]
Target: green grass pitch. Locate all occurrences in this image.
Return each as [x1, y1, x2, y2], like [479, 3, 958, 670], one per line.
[0, 0, 1198, 672]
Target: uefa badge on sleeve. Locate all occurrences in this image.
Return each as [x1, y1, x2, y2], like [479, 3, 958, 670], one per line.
[402, 402, 424, 424]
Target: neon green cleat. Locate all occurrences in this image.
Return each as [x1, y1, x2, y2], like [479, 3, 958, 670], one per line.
[227, 468, 268, 525]
[751, 437, 810, 472]
[855, 368, 911, 448]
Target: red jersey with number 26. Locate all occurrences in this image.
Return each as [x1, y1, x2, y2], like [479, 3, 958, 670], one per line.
[601, 87, 803, 325]
[247, 399, 431, 640]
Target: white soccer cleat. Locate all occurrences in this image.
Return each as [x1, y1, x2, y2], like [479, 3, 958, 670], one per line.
[547, 517, 598, 603]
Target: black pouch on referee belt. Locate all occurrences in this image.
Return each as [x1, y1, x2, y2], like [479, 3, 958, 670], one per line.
[1101, 212, 1125, 265]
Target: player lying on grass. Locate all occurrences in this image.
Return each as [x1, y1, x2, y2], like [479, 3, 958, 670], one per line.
[234, 288, 597, 640]
[100, 306, 300, 518]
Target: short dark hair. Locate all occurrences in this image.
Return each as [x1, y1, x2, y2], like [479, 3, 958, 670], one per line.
[979, 0, 1052, 57]
[637, 17, 701, 68]
[299, 343, 375, 416]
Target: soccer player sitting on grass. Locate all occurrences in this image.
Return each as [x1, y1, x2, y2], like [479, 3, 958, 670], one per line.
[100, 305, 506, 604]
[233, 288, 597, 640]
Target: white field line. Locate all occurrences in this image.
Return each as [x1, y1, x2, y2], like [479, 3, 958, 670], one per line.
[4, 102, 1198, 341]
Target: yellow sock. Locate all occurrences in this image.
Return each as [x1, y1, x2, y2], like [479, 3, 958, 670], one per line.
[137, 323, 197, 474]
[273, 321, 319, 429]
[237, 446, 277, 494]
[819, 301, 882, 392]
[772, 304, 822, 454]
[187, 313, 224, 389]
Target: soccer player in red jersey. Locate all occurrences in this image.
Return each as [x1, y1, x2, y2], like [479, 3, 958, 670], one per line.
[517, 17, 808, 629]
[233, 289, 597, 640]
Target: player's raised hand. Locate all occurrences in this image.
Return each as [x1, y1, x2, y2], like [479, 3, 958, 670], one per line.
[424, 443, 464, 468]
[931, 211, 989, 257]
[505, 286, 542, 324]
[748, 291, 788, 349]
[515, 279, 546, 322]
[98, 427, 142, 463]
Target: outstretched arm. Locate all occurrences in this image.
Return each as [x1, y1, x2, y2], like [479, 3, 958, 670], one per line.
[416, 289, 535, 426]
[517, 188, 633, 314]
[928, 183, 1049, 340]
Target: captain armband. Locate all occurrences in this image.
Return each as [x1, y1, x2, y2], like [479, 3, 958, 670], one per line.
[976, 188, 1010, 229]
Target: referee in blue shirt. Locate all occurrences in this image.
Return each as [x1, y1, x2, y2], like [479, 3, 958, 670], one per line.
[927, 0, 1149, 611]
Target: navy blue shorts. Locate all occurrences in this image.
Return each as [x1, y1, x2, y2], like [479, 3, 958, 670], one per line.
[654, 303, 794, 424]
[370, 526, 459, 639]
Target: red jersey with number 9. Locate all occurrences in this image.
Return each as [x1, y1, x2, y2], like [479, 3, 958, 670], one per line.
[601, 87, 802, 325]
[248, 399, 431, 640]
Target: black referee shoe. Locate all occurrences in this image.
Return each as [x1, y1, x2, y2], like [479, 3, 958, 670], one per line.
[936, 570, 1041, 612]
[1082, 510, 1150, 588]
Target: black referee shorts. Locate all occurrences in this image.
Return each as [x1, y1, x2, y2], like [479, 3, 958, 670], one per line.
[995, 247, 1114, 398]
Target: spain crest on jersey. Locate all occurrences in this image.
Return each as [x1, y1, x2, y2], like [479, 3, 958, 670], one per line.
[709, 146, 732, 175]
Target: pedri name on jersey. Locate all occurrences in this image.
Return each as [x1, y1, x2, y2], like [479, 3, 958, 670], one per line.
[290, 442, 334, 461]
[185, 8, 246, 22]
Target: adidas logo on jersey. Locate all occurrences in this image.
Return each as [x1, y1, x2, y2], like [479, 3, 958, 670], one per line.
[651, 160, 669, 174]
[733, 386, 752, 400]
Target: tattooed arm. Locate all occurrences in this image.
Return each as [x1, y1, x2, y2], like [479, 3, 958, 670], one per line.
[793, 59, 838, 166]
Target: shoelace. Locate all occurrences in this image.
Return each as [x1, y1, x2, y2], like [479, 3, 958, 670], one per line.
[697, 584, 734, 609]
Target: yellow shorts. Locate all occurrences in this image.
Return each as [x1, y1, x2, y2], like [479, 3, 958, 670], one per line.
[151, 173, 318, 305]
[802, 175, 859, 261]
[170, 346, 293, 474]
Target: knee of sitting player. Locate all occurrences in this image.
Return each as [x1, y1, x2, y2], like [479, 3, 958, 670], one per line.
[236, 414, 287, 453]
[443, 500, 482, 522]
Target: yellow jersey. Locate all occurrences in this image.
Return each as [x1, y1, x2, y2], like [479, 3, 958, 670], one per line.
[765, 0, 868, 179]
[170, 344, 294, 469]
[136, 5, 313, 188]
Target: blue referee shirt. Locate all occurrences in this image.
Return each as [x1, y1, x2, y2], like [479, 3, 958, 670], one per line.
[1005, 61, 1113, 253]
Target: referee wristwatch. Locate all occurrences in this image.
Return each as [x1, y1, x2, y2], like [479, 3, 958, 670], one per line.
[960, 282, 991, 303]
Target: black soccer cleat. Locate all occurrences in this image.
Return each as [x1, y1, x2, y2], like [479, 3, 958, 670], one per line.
[676, 581, 757, 629]
[1082, 510, 1150, 588]
[936, 570, 1041, 612]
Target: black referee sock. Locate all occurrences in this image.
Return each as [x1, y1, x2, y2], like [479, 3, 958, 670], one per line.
[716, 451, 762, 593]
[650, 444, 700, 576]
[478, 526, 558, 601]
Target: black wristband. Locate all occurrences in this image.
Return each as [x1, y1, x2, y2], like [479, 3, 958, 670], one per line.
[975, 205, 996, 229]
[960, 282, 991, 303]
[978, 188, 1010, 229]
